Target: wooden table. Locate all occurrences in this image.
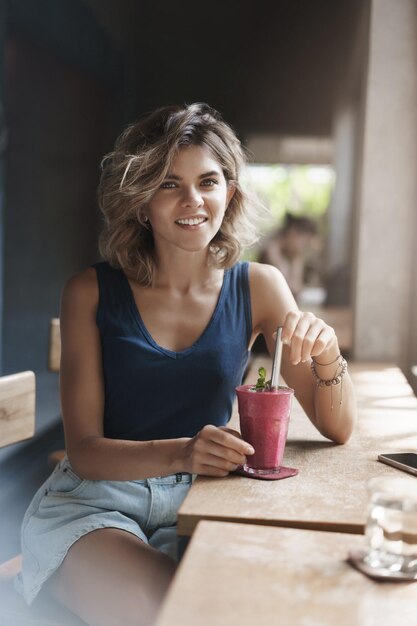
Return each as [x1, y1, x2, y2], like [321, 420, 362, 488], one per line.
[177, 361, 417, 536]
[156, 521, 417, 626]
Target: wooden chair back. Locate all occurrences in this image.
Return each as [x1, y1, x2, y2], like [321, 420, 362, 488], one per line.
[48, 318, 61, 372]
[47, 318, 65, 468]
[0, 371, 35, 449]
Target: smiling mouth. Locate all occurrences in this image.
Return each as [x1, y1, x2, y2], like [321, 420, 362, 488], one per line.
[175, 217, 208, 226]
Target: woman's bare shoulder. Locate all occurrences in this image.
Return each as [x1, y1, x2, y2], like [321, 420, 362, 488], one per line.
[61, 267, 99, 314]
[248, 261, 287, 289]
[247, 262, 297, 326]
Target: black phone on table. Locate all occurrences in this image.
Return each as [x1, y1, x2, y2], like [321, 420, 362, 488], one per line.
[378, 452, 417, 477]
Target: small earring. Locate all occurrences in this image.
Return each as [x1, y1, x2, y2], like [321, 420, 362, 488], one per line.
[143, 216, 149, 223]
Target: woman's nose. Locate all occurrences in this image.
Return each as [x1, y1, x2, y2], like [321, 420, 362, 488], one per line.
[181, 186, 203, 207]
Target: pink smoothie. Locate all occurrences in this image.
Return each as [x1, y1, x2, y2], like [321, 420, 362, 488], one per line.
[236, 385, 294, 473]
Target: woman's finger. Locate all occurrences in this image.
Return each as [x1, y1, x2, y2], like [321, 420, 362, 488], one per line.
[281, 310, 302, 346]
[202, 452, 242, 473]
[280, 311, 337, 364]
[206, 425, 254, 455]
[218, 426, 243, 439]
[300, 319, 328, 362]
[202, 440, 247, 466]
[310, 326, 337, 359]
[287, 313, 315, 364]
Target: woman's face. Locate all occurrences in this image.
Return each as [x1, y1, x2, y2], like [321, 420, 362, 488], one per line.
[145, 144, 235, 256]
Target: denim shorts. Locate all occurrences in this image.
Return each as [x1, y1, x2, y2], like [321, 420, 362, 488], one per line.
[14, 456, 194, 605]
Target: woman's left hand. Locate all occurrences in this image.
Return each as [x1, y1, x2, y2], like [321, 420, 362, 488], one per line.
[279, 311, 339, 365]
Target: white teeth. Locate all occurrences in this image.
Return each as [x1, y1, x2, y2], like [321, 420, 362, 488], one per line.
[176, 217, 206, 226]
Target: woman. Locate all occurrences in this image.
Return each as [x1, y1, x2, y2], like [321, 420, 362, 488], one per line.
[16, 103, 356, 626]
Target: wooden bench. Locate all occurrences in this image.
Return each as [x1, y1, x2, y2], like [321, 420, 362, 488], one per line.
[156, 520, 417, 626]
[0, 371, 35, 449]
[0, 370, 85, 625]
[0, 371, 31, 593]
[0, 371, 35, 588]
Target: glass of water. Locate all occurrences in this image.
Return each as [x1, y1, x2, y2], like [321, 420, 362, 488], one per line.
[364, 475, 417, 575]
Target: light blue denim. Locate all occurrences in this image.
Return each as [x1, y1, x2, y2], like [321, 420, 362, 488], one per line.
[14, 456, 194, 605]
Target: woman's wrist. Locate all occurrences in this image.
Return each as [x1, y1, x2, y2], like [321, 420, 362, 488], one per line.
[168, 437, 192, 474]
[312, 337, 341, 370]
[310, 336, 347, 410]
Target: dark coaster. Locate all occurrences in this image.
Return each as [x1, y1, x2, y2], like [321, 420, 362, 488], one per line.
[232, 466, 299, 481]
[348, 549, 417, 582]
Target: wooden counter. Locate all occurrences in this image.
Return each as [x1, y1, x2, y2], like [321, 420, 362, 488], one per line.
[156, 521, 417, 626]
[177, 361, 417, 536]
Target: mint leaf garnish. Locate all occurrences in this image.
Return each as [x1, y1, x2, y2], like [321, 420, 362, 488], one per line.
[255, 366, 270, 391]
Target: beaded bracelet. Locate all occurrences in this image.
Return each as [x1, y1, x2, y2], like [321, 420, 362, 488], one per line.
[310, 356, 347, 409]
[310, 357, 347, 386]
[311, 353, 342, 367]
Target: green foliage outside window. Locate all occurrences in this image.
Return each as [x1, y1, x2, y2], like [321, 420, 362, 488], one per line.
[242, 164, 334, 261]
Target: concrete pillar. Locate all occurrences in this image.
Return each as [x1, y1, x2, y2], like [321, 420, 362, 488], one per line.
[353, 0, 417, 361]
[326, 106, 357, 305]
[0, 0, 6, 373]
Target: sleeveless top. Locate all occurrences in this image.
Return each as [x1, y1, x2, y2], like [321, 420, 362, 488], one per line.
[93, 261, 252, 441]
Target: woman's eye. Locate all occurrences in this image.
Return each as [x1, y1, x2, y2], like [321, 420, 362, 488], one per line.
[160, 182, 177, 189]
[201, 179, 218, 187]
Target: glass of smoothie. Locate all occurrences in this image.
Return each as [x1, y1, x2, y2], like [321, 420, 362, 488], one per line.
[235, 384, 294, 476]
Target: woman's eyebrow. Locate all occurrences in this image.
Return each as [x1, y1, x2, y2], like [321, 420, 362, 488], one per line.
[164, 170, 221, 180]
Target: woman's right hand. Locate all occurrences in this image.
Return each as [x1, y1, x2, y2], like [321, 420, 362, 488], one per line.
[181, 425, 255, 477]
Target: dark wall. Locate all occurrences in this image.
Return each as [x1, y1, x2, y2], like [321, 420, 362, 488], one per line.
[2, 0, 122, 376]
[3, 35, 109, 374]
[126, 0, 360, 139]
[0, 0, 6, 370]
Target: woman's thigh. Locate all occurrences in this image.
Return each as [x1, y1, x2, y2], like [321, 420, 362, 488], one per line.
[44, 527, 176, 626]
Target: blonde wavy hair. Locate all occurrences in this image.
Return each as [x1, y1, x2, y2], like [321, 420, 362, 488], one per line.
[98, 102, 262, 285]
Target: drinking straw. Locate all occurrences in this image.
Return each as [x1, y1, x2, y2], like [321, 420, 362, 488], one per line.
[270, 327, 283, 391]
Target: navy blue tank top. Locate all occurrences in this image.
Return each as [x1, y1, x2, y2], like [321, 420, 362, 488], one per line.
[93, 261, 252, 441]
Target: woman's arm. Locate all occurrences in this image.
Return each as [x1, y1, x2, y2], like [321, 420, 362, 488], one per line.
[60, 270, 252, 481]
[249, 263, 356, 444]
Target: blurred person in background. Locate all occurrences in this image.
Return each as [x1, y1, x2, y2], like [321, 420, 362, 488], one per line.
[258, 213, 319, 300]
